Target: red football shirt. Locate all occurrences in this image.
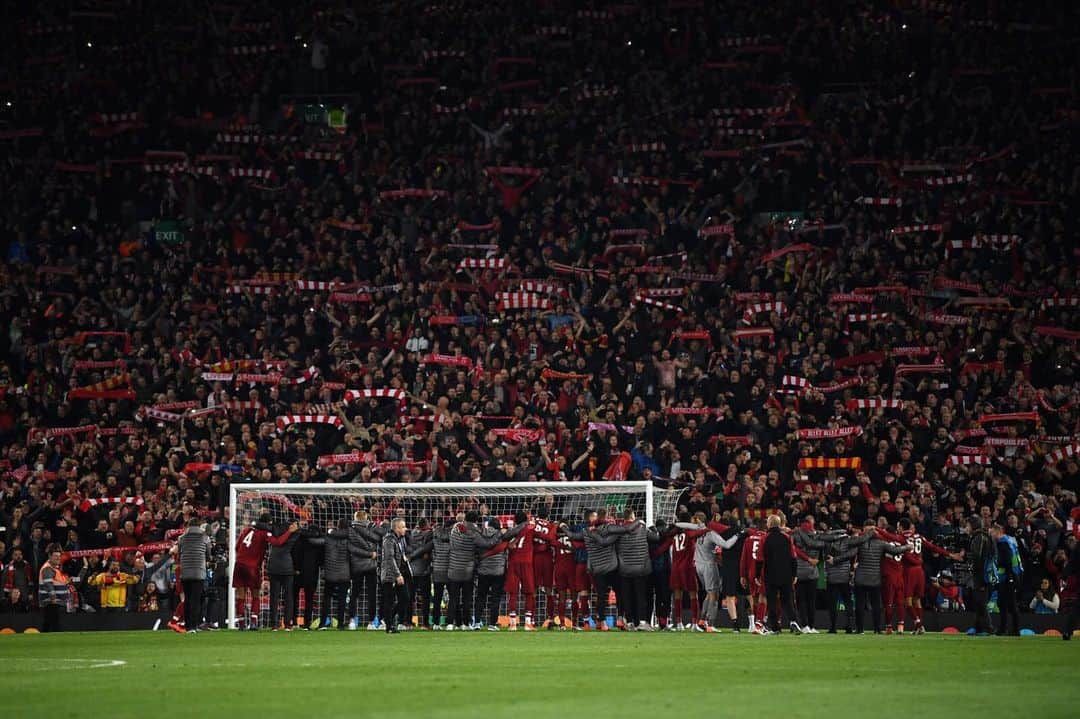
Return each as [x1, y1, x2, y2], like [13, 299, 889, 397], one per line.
[507, 522, 538, 565]
[532, 518, 556, 562]
[881, 540, 906, 581]
[235, 526, 273, 568]
[671, 528, 706, 571]
[553, 533, 576, 572]
[741, 529, 766, 580]
[235, 525, 293, 568]
[899, 530, 950, 567]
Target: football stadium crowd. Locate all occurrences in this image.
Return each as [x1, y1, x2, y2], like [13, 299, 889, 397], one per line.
[1, 0, 1078, 637]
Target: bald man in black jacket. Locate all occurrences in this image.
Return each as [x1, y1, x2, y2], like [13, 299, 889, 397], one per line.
[762, 515, 800, 634]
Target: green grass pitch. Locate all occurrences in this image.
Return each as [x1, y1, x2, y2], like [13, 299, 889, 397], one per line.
[3, 631, 1077, 718]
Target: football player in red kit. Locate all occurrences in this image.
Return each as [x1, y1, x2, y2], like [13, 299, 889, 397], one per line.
[879, 518, 959, 634]
[740, 520, 768, 633]
[503, 510, 558, 630]
[531, 507, 558, 627]
[654, 512, 707, 630]
[879, 528, 907, 634]
[232, 514, 297, 629]
[551, 529, 580, 629]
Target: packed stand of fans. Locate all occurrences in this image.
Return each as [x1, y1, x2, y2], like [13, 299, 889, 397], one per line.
[0, 0, 1078, 630]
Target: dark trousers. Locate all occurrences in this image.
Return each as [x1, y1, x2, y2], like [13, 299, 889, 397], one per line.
[855, 584, 882, 633]
[431, 582, 447, 626]
[1065, 596, 1079, 637]
[649, 570, 671, 622]
[42, 604, 61, 632]
[827, 582, 854, 631]
[766, 581, 795, 631]
[997, 582, 1020, 635]
[321, 581, 348, 627]
[475, 574, 503, 626]
[620, 575, 649, 625]
[969, 586, 993, 634]
[381, 580, 411, 629]
[269, 574, 294, 629]
[796, 579, 818, 629]
[294, 583, 317, 628]
[413, 574, 432, 627]
[182, 580, 203, 630]
[348, 571, 378, 624]
[447, 580, 473, 626]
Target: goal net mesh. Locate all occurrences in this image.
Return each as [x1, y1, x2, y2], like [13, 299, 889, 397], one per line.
[229, 482, 685, 629]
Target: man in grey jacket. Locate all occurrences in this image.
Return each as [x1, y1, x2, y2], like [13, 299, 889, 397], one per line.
[380, 519, 412, 634]
[853, 520, 911, 634]
[347, 511, 382, 630]
[408, 521, 434, 629]
[822, 527, 874, 633]
[475, 518, 507, 630]
[791, 518, 838, 634]
[446, 511, 509, 629]
[177, 519, 211, 633]
[310, 519, 352, 630]
[615, 510, 656, 630]
[574, 508, 631, 629]
[429, 516, 455, 629]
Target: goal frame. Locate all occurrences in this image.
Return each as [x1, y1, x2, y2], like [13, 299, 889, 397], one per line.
[227, 481, 662, 629]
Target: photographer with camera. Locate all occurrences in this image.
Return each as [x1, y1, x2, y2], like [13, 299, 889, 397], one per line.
[962, 517, 996, 636]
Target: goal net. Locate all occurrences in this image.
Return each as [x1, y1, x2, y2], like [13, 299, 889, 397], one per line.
[227, 481, 685, 630]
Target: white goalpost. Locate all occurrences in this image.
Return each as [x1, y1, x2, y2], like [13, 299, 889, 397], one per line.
[227, 481, 686, 630]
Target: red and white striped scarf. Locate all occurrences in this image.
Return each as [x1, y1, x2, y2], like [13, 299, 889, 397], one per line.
[496, 292, 551, 311]
[458, 257, 508, 272]
[847, 312, 891, 323]
[515, 279, 567, 297]
[742, 301, 786, 323]
[275, 415, 344, 431]
[632, 294, 682, 313]
[923, 173, 973, 187]
[1047, 443, 1080, 464]
[78, 496, 145, 512]
[138, 407, 184, 423]
[947, 455, 993, 467]
[846, 398, 902, 410]
[345, 388, 406, 402]
[890, 224, 943, 235]
[855, 197, 903, 207]
[945, 235, 1020, 255]
[1041, 297, 1080, 310]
